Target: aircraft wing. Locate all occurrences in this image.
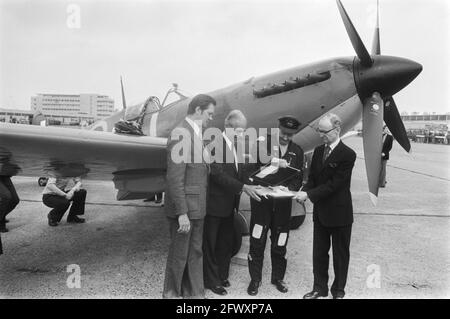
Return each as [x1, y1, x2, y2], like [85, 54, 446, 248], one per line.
[0, 123, 168, 200]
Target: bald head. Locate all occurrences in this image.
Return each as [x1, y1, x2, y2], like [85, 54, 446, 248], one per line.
[224, 109, 247, 129]
[319, 113, 342, 129]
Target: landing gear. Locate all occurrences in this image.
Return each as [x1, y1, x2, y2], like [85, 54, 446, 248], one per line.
[232, 211, 248, 257]
[290, 215, 306, 230]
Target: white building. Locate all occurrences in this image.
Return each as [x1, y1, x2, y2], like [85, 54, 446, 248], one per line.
[0, 108, 33, 124]
[31, 93, 115, 123]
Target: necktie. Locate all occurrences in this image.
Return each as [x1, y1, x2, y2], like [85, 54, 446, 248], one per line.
[232, 136, 239, 172]
[202, 139, 211, 164]
[322, 145, 331, 163]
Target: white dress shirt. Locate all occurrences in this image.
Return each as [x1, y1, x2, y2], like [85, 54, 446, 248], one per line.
[185, 117, 202, 139]
[223, 132, 238, 171]
[328, 138, 341, 153]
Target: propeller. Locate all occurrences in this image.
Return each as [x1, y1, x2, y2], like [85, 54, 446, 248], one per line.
[120, 76, 127, 110]
[383, 97, 411, 152]
[369, 1, 411, 153]
[362, 92, 384, 205]
[336, 0, 422, 204]
[336, 0, 373, 67]
[371, 0, 381, 55]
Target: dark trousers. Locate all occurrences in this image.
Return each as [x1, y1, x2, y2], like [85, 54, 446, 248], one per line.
[42, 189, 86, 222]
[163, 217, 204, 299]
[0, 176, 20, 225]
[248, 197, 292, 282]
[203, 214, 234, 288]
[313, 220, 352, 297]
[379, 160, 387, 187]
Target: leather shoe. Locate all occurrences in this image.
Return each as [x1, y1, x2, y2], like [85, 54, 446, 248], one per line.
[271, 279, 288, 293]
[208, 286, 227, 296]
[333, 294, 344, 299]
[67, 216, 85, 223]
[48, 219, 58, 227]
[222, 279, 230, 288]
[303, 290, 328, 299]
[247, 280, 261, 296]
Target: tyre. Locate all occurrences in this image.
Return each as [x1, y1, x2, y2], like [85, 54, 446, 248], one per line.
[290, 215, 306, 230]
[232, 211, 248, 256]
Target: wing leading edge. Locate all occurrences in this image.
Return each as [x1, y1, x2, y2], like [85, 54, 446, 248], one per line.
[0, 123, 168, 198]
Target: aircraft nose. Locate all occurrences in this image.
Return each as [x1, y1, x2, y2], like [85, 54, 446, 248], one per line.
[354, 56, 423, 99]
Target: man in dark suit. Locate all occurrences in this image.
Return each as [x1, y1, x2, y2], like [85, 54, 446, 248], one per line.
[379, 125, 393, 188]
[0, 176, 19, 233]
[295, 113, 356, 299]
[0, 156, 21, 234]
[203, 110, 262, 296]
[246, 116, 304, 296]
[163, 94, 216, 299]
[0, 154, 21, 253]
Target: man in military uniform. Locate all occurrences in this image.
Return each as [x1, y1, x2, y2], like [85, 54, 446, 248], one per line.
[246, 116, 304, 295]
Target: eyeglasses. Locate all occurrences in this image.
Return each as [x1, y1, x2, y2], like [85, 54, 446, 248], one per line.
[316, 126, 338, 134]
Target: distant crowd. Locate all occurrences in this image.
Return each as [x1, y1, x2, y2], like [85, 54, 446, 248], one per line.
[406, 129, 450, 145]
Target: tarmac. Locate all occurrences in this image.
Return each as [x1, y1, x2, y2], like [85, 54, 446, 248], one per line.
[0, 136, 449, 299]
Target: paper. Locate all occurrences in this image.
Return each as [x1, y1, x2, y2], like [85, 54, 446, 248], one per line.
[256, 186, 295, 198]
[255, 164, 278, 178]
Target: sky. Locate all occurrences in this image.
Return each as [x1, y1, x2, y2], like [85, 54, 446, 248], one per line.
[0, 0, 449, 114]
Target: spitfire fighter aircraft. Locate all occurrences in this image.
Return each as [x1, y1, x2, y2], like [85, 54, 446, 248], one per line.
[1, 1, 421, 216]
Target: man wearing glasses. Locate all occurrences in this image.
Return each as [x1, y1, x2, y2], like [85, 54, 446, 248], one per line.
[294, 113, 356, 299]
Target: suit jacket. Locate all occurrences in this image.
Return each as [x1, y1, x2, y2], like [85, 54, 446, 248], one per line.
[207, 136, 244, 218]
[303, 141, 356, 227]
[246, 137, 304, 192]
[382, 134, 393, 160]
[165, 119, 209, 220]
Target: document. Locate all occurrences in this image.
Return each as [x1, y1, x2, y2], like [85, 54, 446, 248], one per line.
[249, 161, 302, 187]
[256, 186, 295, 198]
[255, 164, 278, 179]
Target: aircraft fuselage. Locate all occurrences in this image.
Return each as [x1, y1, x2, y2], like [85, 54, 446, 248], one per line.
[121, 56, 363, 154]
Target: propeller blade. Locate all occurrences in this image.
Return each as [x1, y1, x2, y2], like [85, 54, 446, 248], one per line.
[371, 0, 381, 55]
[383, 96, 411, 153]
[362, 92, 384, 205]
[336, 0, 373, 67]
[120, 76, 127, 110]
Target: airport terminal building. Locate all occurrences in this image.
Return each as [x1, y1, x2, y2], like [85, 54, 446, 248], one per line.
[0, 108, 33, 124]
[30, 93, 116, 124]
[401, 113, 450, 144]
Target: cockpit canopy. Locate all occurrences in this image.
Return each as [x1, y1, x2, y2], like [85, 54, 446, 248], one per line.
[123, 83, 189, 122]
[124, 96, 161, 122]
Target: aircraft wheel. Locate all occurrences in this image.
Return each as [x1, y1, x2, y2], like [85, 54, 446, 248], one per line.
[231, 228, 242, 257]
[38, 177, 48, 187]
[290, 215, 306, 230]
[232, 211, 248, 257]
